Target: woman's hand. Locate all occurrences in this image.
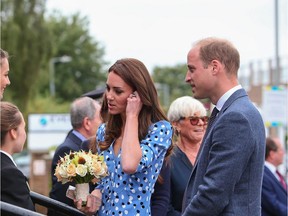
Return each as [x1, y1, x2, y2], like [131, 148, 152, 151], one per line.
[126, 91, 143, 118]
[122, 91, 143, 173]
[75, 189, 102, 215]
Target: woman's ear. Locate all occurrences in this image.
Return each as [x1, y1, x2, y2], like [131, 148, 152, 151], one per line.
[171, 121, 179, 128]
[9, 128, 17, 140]
[172, 121, 180, 136]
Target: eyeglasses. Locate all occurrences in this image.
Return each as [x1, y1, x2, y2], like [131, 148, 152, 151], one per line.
[180, 116, 209, 126]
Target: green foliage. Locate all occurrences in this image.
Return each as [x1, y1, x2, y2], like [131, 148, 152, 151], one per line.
[1, 0, 107, 119]
[27, 95, 70, 113]
[152, 64, 211, 112]
[41, 11, 107, 101]
[152, 64, 192, 110]
[1, 0, 53, 115]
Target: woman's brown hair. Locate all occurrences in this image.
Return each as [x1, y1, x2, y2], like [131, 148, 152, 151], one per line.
[1, 102, 22, 145]
[99, 58, 172, 154]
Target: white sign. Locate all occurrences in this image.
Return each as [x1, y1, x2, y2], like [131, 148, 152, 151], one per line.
[262, 86, 288, 127]
[29, 113, 71, 131]
[28, 114, 72, 151]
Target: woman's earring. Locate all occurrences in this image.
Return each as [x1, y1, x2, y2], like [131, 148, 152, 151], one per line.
[175, 128, 179, 136]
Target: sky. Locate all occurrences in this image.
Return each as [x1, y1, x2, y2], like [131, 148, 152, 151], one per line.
[46, 0, 287, 72]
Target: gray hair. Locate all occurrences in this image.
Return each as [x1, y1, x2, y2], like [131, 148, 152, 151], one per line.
[167, 96, 207, 122]
[70, 97, 99, 129]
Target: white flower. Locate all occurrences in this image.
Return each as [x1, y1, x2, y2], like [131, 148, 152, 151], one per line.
[54, 150, 108, 184]
[76, 164, 88, 177]
[59, 164, 69, 178]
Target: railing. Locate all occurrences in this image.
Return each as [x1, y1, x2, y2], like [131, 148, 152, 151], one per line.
[0, 191, 86, 216]
[30, 191, 85, 216]
[0, 201, 44, 216]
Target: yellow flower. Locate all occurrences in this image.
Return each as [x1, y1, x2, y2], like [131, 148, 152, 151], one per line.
[59, 164, 69, 178]
[54, 150, 108, 184]
[67, 163, 77, 177]
[92, 162, 102, 175]
[54, 165, 63, 182]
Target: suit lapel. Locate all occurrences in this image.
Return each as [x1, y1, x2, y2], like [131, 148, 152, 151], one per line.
[191, 89, 248, 177]
[220, 89, 247, 115]
[265, 166, 287, 193]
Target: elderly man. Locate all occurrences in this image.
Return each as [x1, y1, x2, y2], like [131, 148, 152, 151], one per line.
[49, 96, 102, 215]
[262, 136, 287, 216]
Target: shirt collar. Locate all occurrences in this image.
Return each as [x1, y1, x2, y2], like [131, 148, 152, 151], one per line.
[265, 161, 277, 172]
[264, 161, 280, 181]
[215, 85, 242, 111]
[0, 150, 18, 167]
[72, 130, 87, 142]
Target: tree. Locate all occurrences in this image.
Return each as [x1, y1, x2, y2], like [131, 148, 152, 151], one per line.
[41, 11, 107, 101]
[152, 64, 211, 111]
[1, 1, 107, 113]
[1, 0, 53, 114]
[152, 64, 191, 109]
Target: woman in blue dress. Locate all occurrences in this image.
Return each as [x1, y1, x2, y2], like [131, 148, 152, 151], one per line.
[83, 58, 173, 216]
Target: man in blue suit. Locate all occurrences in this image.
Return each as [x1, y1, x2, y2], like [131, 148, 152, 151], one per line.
[262, 137, 287, 216]
[48, 96, 102, 215]
[182, 37, 266, 215]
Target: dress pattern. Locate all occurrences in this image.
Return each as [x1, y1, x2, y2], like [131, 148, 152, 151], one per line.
[96, 120, 173, 216]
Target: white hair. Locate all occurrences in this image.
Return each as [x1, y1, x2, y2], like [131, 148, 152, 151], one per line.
[167, 96, 207, 122]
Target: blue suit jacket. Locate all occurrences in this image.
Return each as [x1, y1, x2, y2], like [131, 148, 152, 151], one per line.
[182, 89, 266, 216]
[49, 130, 82, 207]
[261, 166, 287, 216]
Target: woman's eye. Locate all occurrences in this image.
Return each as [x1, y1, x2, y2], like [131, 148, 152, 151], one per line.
[115, 90, 123, 95]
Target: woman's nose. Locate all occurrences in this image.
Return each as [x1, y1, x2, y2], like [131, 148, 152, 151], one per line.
[106, 92, 114, 100]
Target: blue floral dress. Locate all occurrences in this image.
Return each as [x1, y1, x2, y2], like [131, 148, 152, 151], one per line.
[96, 120, 173, 216]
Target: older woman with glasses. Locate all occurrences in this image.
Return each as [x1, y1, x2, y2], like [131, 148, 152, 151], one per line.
[166, 96, 207, 216]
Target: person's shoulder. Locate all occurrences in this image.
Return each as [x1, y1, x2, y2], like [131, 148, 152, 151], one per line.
[1, 162, 26, 179]
[0, 152, 10, 162]
[97, 123, 106, 140]
[152, 120, 172, 129]
[98, 123, 106, 131]
[1, 153, 16, 168]
[148, 120, 173, 139]
[53, 142, 74, 160]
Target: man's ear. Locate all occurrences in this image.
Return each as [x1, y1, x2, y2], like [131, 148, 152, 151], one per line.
[211, 60, 221, 75]
[82, 117, 90, 130]
[9, 128, 17, 140]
